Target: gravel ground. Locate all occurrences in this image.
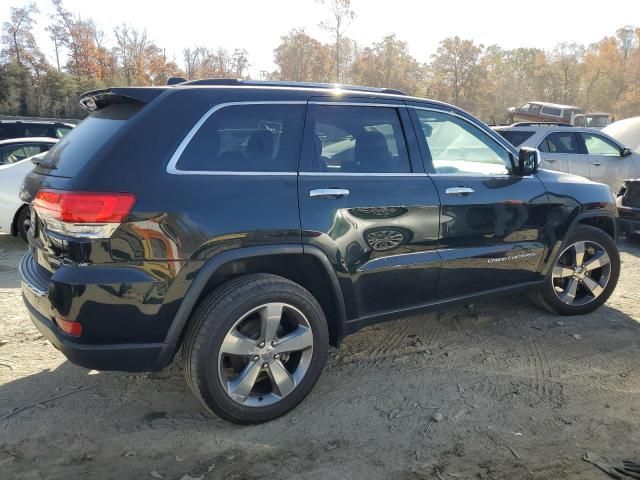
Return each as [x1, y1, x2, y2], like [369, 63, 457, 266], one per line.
[0, 233, 639, 480]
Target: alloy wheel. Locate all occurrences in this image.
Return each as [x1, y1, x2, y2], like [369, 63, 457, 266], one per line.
[217, 303, 314, 407]
[552, 240, 611, 306]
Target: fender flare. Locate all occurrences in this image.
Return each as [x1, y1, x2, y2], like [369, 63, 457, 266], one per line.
[541, 210, 617, 276]
[155, 244, 347, 368]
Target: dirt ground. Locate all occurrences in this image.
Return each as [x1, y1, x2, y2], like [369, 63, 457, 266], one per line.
[0, 233, 639, 480]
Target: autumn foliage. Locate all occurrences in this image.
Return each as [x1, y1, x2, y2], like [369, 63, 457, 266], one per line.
[1, 1, 639, 122]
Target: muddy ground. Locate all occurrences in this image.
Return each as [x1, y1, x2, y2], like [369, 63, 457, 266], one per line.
[0, 233, 639, 480]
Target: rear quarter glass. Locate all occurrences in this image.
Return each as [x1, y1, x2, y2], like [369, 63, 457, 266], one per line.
[39, 102, 143, 177]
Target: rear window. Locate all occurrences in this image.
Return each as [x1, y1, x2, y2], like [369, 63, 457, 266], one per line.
[39, 103, 142, 177]
[177, 104, 305, 172]
[497, 130, 535, 147]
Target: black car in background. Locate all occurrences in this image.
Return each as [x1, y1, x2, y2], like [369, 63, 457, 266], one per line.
[19, 79, 620, 424]
[0, 119, 74, 140]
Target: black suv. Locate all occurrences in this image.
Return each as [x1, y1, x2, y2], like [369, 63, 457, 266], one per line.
[19, 80, 620, 424]
[0, 119, 74, 140]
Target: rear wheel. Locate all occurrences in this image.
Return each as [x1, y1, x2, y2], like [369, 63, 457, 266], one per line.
[534, 226, 620, 315]
[182, 274, 328, 424]
[16, 206, 31, 243]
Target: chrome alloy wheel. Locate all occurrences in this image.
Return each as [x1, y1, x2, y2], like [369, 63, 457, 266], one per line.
[217, 303, 314, 407]
[552, 240, 611, 306]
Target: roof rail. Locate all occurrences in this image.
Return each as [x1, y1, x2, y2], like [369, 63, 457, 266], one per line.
[510, 122, 573, 127]
[176, 78, 407, 95]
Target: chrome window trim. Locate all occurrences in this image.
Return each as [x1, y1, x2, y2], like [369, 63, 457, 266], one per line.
[166, 101, 307, 176]
[300, 172, 428, 177]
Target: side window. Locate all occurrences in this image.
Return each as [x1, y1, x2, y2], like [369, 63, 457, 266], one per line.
[581, 133, 620, 156]
[23, 125, 49, 137]
[541, 107, 561, 117]
[416, 110, 510, 175]
[529, 104, 541, 114]
[541, 132, 581, 154]
[1, 145, 27, 164]
[518, 103, 531, 112]
[311, 105, 410, 173]
[497, 130, 535, 147]
[177, 104, 305, 172]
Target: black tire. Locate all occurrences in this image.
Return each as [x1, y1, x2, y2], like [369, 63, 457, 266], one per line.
[16, 206, 31, 243]
[182, 273, 329, 424]
[533, 225, 620, 315]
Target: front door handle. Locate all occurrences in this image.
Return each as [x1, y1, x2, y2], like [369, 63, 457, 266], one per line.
[309, 188, 350, 198]
[445, 187, 475, 196]
[545, 159, 556, 163]
[591, 162, 603, 166]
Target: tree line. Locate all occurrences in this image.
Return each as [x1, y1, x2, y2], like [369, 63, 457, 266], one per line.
[1, 0, 639, 122]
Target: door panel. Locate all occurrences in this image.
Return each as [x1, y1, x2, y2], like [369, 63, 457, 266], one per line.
[409, 106, 549, 298]
[298, 100, 441, 319]
[538, 131, 581, 177]
[580, 132, 633, 193]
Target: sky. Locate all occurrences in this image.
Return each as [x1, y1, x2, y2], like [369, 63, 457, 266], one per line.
[2, 0, 640, 77]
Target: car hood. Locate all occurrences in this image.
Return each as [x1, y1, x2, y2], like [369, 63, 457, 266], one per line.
[602, 117, 640, 154]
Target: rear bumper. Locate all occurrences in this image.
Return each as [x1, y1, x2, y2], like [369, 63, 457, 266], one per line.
[19, 252, 169, 372]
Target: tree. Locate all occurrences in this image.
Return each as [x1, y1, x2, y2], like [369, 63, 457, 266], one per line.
[1, 2, 40, 66]
[272, 29, 332, 82]
[430, 37, 484, 110]
[318, 0, 355, 82]
[351, 34, 424, 95]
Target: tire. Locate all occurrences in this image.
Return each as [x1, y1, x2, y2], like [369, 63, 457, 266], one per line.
[182, 273, 329, 424]
[16, 206, 31, 243]
[534, 225, 620, 315]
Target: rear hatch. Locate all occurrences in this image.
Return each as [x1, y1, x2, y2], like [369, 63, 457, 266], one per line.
[21, 88, 163, 273]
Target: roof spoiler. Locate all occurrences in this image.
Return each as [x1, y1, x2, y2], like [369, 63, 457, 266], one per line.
[79, 87, 166, 113]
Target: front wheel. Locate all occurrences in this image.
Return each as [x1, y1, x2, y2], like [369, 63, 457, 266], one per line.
[534, 225, 620, 315]
[182, 274, 328, 424]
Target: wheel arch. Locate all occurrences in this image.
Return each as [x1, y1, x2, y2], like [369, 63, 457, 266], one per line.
[156, 245, 347, 368]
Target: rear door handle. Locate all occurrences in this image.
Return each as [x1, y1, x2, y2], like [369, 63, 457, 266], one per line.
[309, 188, 350, 198]
[591, 162, 603, 166]
[545, 159, 556, 163]
[445, 187, 475, 196]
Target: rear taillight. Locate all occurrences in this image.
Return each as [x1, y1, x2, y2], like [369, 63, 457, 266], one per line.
[54, 315, 82, 337]
[33, 190, 136, 239]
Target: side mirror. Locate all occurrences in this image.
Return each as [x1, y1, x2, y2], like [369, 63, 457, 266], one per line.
[517, 147, 540, 175]
[621, 147, 632, 157]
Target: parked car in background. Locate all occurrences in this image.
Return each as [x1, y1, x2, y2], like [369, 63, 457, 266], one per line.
[506, 102, 583, 125]
[0, 138, 58, 241]
[19, 80, 620, 424]
[573, 112, 614, 129]
[0, 120, 74, 141]
[603, 116, 640, 154]
[494, 123, 639, 193]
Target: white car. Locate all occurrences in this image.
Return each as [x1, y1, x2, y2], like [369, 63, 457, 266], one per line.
[602, 117, 640, 154]
[494, 123, 640, 194]
[0, 137, 58, 240]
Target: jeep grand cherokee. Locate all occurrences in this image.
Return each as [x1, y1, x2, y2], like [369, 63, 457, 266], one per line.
[19, 79, 620, 424]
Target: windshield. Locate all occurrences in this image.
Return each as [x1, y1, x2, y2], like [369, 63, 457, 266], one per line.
[586, 116, 610, 127]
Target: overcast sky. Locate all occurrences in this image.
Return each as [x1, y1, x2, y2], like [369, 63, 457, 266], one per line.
[2, 0, 639, 76]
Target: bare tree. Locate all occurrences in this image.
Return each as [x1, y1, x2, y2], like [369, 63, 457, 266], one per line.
[1, 2, 40, 66]
[318, 0, 355, 82]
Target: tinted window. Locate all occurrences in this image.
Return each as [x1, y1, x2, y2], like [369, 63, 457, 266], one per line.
[518, 103, 531, 112]
[0, 144, 42, 164]
[311, 105, 410, 173]
[55, 126, 73, 138]
[23, 125, 49, 137]
[541, 107, 561, 117]
[582, 133, 620, 156]
[540, 132, 580, 154]
[178, 104, 305, 172]
[497, 130, 535, 147]
[0, 124, 14, 140]
[42, 103, 143, 176]
[416, 110, 510, 175]
[529, 104, 541, 114]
